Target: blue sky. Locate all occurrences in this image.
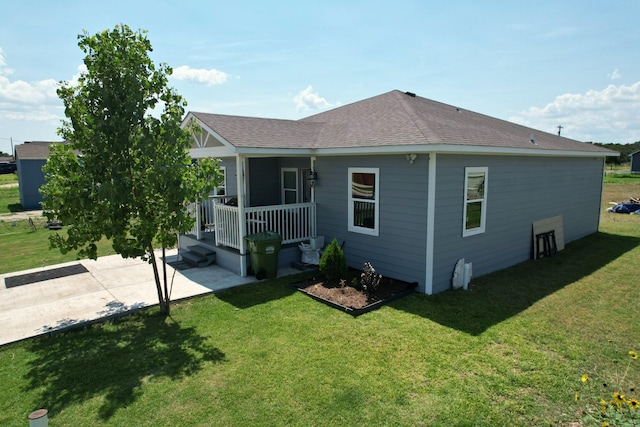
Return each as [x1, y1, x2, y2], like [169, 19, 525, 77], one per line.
[1, 0, 639, 155]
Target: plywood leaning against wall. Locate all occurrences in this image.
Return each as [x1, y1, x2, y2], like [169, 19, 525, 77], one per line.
[532, 215, 565, 260]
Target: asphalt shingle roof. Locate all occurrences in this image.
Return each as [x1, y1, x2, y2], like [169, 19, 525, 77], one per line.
[189, 90, 615, 155]
[14, 141, 65, 160]
[190, 113, 322, 149]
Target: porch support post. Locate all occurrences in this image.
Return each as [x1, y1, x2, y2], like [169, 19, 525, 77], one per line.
[424, 152, 436, 295]
[310, 156, 316, 203]
[237, 154, 248, 276]
[310, 156, 317, 237]
[195, 201, 202, 240]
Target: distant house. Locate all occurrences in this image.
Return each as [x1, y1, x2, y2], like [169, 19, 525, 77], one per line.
[14, 141, 63, 210]
[630, 150, 640, 174]
[180, 90, 618, 294]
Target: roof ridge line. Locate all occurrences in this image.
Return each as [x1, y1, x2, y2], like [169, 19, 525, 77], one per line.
[394, 91, 435, 144]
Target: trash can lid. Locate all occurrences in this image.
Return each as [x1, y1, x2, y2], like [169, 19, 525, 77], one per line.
[246, 231, 281, 241]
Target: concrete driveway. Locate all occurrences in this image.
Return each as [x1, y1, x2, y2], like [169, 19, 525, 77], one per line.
[0, 249, 298, 346]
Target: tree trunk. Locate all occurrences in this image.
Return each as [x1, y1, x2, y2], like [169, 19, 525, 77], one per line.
[148, 243, 170, 315]
[162, 246, 170, 314]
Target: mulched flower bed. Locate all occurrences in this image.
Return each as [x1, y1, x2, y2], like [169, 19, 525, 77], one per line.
[291, 269, 417, 316]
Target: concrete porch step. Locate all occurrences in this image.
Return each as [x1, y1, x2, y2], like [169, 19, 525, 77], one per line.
[182, 245, 217, 267]
[188, 245, 216, 257]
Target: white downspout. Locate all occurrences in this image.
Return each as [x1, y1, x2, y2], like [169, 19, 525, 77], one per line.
[424, 152, 436, 295]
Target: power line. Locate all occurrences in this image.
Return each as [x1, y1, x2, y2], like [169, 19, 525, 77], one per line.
[0, 136, 25, 143]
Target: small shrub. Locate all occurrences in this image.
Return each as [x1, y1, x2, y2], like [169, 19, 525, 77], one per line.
[576, 348, 638, 426]
[360, 262, 382, 296]
[319, 238, 347, 282]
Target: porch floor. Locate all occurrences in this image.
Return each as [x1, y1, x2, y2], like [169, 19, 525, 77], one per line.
[166, 249, 304, 293]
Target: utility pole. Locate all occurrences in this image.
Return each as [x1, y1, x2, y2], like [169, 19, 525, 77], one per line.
[557, 125, 563, 136]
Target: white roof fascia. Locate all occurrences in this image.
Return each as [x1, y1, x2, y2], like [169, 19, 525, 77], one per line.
[232, 147, 314, 156]
[191, 143, 615, 159]
[311, 144, 617, 158]
[190, 146, 236, 158]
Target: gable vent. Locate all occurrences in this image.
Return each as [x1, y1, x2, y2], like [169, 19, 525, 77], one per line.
[404, 91, 416, 97]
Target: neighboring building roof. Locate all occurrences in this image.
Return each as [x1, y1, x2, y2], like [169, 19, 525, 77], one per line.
[186, 90, 617, 156]
[15, 141, 66, 160]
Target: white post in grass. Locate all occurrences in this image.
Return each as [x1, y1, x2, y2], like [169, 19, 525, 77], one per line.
[28, 409, 48, 427]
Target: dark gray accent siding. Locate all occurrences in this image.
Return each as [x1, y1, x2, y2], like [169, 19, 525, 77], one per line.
[315, 155, 429, 291]
[248, 158, 280, 206]
[17, 159, 47, 209]
[431, 155, 605, 294]
[247, 157, 313, 206]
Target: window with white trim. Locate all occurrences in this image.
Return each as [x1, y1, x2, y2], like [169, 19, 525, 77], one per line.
[463, 167, 488, 237]
[348, 167, 379, 236]
[214, 166, 226, 196]
[281, 168, 298, 204]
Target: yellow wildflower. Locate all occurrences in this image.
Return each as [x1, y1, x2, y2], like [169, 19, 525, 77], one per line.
[613, 391, 626, 406]
[629, 350, 638, 360]
[581, 374, 589, 383]
[574, 393, 579, 402]
[629, 397, 639, 410]
[601, 421, 610, 427]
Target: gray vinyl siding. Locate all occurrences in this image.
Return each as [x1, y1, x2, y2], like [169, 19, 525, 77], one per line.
[17, 159, 47, 209]
[431, 154, 605, 294]
[216, 157, 237, 196]
[315, 154, 429, 291]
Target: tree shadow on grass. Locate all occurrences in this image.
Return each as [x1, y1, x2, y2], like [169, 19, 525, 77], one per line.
[215, 272, 307, 309]
[23, 310, 226, 420]
[388, 232, 640, 335]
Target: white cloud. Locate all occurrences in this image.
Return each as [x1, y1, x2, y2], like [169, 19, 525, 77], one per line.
[3, 105, 61, 122]
[510, 82, 640, 143]
[0, 75, 59, 104]
[171, 65, 228, 85]
[608, 68, 622, 80]
[0, 47, 13, 76]
[293, 86, 336, 111]
[0, 48, 61, 105]
[65, 64, 87, 86]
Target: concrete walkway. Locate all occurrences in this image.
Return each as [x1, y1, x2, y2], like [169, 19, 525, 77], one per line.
[0, 249, 299, 347]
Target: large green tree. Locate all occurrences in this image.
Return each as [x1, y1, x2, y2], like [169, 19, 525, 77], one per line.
[41, 24, 219, 314]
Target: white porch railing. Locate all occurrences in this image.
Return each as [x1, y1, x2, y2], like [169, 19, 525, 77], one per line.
[187, 196, 232, 239]
[215, 200, 317, 250]
[189, 196, 317, 251]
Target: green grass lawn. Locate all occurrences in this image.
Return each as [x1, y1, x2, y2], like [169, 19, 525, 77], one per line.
[0, 174, 21, 214]
[0, 182, 638, 426]
[0, 218, 115, 273]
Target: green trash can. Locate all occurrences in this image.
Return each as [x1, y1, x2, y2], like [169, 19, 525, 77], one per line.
[245, 231, 282, 279]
